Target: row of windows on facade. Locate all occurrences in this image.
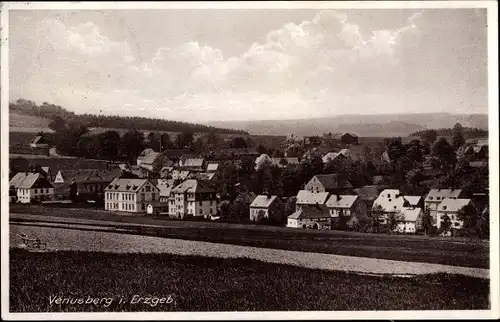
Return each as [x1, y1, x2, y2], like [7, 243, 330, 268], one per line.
[107, 203, 147, 211]
[172, 207, 213, 215]
[106, 192, 156, 201]
[19, 188, 51, 194]
[170, 200, 215, 206]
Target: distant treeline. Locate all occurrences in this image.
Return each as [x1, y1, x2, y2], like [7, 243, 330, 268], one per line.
[9, 99, 248, 135]
[410, 127, 488, 139]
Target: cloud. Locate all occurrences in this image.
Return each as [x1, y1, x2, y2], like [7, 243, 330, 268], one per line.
[11, 9, 485, 122]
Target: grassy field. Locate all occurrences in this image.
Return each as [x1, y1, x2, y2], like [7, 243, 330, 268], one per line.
[10, 205, 489, 269]
[9, 249, 489, 312]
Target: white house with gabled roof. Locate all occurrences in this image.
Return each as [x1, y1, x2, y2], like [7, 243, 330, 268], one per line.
[10, 172, 54, 203]
[250, 194, 284, 222]
[325, 194, 367, 218]
[424, 188, 463, 225]
[105, 178, 160, 213]
[295, 190, 330, 212]
[435, 198, 473, 229]
[394, 207, 423, 234]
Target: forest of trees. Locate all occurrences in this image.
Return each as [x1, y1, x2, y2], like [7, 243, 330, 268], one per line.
[10, 99, 248, 134]
[410, 127, 487, 140]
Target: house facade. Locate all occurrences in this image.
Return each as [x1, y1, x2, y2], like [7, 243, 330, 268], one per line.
[287, 204, 331, 229]
[104, 178, 160, 213]
[249, 195, 285, 222]
[10, 172, 54, 203]
[137, 149, 173, 172]
[295, 190, 330, 211]
[304, 174, 353, 194]
[169, 179, 218, 219]
[394, 207, 423, 234]
[424, 189, 463, 224]
[435, 198, 473, 229]
[372, 189, 422, 224]
[325, 195, 367, 218]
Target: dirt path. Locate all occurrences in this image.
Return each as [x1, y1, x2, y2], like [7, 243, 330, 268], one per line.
[9, 224, 489, 279]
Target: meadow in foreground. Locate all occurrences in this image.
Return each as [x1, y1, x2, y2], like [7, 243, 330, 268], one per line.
[10, 249, 489, 312]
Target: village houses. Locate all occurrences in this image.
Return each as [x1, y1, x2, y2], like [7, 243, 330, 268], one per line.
[394, 207, 423, 234]
[169, 179, 217, 219]
[287, 204, 331, 229]
[435, 198, 474, 230]
[372, 189, 423, 224]
[104, 178, 160, 213]
[249, 194, 285, 222]
[304, 174, 353, 194]
[10, 172, 54, 203]
[325, 194, 367, 220]
[424, 188, 464, 224]
[295, 190, 330, 211]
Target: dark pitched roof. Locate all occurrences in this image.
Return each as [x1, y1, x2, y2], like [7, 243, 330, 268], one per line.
[313, 174, 353, 190]
[288, 204, 330, 219]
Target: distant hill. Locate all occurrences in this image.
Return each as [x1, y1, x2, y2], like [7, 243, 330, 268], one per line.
[9, 99, 248, 135]
[206, 113, 488, 137]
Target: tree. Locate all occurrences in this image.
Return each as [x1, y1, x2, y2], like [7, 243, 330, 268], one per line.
[388, 211, 403, 234]
[284, 196, 297, 218]
[48, 116, 66, 132]
[256, 145, 267, 155]
[175, 132, 194, 149]
[146, 132, 161, 151]
[10, 156, 29, 174]
[370, 204, 384, 233]
[406, 140, 423, 163]
[457, 204, 477, 241]
[421, 129, 438, 145]
[387, 137, 407, 163]
[431, 138, 457, 171]
[452, 131, 465, 150]
[441, 214, 452, 235]
[53, 120, 89, 156]
[421, 206, 433, 235]
[98, 130, 121, 160]
[160, 133, 172, 151]
[285, 145, 305, 158]
[230, 137, 248, 149]
[120, 129, 145, 162]
[205, 132, 220, 148]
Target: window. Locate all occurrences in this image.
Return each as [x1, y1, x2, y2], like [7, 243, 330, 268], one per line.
[387, 194, 391, 198]
[146, 186, 151, 192]
[210, 200, 213, 206]
[199, 201, 202, 206]
[210, 208, 213, 214]
[34, 189, 38, 194]
[200, 209, 203, 214]
[152, 193, 156, 200]
[141, 203, 145, 210]
[454, 222, 460, 227]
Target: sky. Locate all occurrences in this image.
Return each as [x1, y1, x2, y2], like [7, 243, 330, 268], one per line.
[9, 8, 488, 122]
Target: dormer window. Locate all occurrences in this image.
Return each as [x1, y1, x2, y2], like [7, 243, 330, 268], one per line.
[387, 194, 391, 198]
[429, 197, 433, 200]
[443, 206, 447, 210]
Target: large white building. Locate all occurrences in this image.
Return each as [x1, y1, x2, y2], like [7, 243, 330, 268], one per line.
[9, 172, 54, 203]
[394, 207, 423, 234]
[169, 179, 217, 219]
[424, 189, 463, 223]
[295, 190, 330, 211]
[435, 198, 473, 229]
[104, 178, 160, 213]
[372, 189, 422, 224]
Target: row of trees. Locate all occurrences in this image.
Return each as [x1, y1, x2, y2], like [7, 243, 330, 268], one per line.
[10, 98, 247, 135]
[47, 117, 251, 162]
[410, 125, 488, 141]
